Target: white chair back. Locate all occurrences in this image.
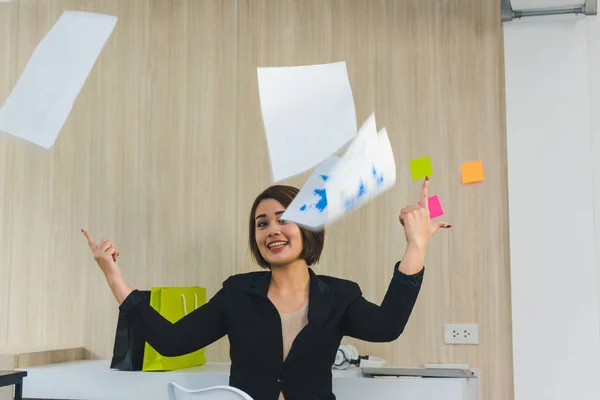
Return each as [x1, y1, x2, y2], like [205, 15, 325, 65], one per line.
[167, 382, 254, 400]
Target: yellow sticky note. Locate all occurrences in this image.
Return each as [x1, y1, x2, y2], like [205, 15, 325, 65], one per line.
[461, 160, 484, 184]
[410, 156, 433, 180]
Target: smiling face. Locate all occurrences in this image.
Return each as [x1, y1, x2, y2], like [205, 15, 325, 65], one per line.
[254, 198, 304, 268]
[248, 185, 326, 270]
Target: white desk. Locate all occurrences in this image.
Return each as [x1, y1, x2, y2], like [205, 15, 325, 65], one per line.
[19, 360, 479, 400]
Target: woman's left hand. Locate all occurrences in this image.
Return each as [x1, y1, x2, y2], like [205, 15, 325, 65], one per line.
[399, 177, 451, 249]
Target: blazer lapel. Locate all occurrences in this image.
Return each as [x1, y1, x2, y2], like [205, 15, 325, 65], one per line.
[245, 271, 271, 298]
[306, 268, 336, 329]
[244, 271, 285, 364]
[243, 268, 337, 364]
[284, 269, 337, 364]
[244, 268, 336, 322]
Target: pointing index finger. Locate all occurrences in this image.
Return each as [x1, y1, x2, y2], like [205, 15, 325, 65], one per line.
[420, 177, 429, 209]
[81, 229, 97, 251]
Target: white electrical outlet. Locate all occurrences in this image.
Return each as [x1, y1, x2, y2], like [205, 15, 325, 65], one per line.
[444, 324, 479, 344]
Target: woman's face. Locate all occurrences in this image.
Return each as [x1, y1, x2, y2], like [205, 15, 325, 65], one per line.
[254, 198, 303, 268]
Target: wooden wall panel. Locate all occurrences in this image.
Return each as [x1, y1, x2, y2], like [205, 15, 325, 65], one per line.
[0, 0, 238, 362]
[0, 1, 511, 399]
[236, 1, 512, 399]
[79, 0, 239, 362]
[236, 0, 339, 272]
[0, 0, 19, 351]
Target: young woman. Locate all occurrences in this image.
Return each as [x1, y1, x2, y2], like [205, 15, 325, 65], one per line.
[82, 177, 449, 400]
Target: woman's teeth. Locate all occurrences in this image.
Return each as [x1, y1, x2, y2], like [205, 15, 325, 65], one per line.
[268, 241, 288, 249]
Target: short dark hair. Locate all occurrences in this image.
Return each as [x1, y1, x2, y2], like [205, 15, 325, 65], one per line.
[249, 185, 325, 269]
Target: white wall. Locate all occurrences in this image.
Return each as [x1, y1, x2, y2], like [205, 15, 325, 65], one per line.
[588, 15, 600, 333]
[504, 15, 600, 400]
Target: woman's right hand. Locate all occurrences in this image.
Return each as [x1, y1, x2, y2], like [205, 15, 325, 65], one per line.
[82, 229, 122, 279]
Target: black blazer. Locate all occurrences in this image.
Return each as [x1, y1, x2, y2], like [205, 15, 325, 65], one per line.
[120, 262, 424, 400]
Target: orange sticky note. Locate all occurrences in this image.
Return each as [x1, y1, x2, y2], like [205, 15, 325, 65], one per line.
[461, 160, 484, 184]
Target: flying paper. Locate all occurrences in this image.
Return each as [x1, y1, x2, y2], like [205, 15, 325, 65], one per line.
[283, 113, 396, 229]
[325, 114, 396, 224]
[281, 156, 339, 228]
[257, 61, 357, 182]
[320, 114, 377, 219]
[0, 11, 117, 148]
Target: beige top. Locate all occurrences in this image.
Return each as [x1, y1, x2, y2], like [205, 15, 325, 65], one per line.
[278, 302, 309, 400]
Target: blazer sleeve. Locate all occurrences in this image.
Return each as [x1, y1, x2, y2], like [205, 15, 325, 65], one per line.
[119, 285, 228, 357]
[340, 262, 423, 342]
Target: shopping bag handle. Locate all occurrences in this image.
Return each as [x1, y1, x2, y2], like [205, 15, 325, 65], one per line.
[181, 293, 199, 315]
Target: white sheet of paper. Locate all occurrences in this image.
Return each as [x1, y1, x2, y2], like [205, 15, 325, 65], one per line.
[257, 61, 357, 182]
[0, 11, 117, 148]
[325, 122, 396, 224]
[328, 112, 378, 175]
[281, 155, 339, 229]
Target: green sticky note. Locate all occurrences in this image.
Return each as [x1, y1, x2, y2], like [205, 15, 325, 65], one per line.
[410, 156, 433, 180]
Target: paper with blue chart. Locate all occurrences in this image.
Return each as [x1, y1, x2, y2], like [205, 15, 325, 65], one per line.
[325, 114, 396, 224]
[281, 156, 340, 228]
[257, 61, 357, 182]
[282, 113, 396, 229]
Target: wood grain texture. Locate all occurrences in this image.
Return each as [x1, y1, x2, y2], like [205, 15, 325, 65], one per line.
[0, 346, 84, 369]
[0, 0, 237, 362]
[78, 0, 238, 362]
[236, 1, 512, 399]
[0, 1, 511, 399]
[0, 0, 18, 350]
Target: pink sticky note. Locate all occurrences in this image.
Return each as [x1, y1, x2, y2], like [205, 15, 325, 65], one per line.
[418, 194, 444, 219]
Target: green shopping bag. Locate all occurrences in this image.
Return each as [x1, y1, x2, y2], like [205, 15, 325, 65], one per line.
[142, 286, 207, 371]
